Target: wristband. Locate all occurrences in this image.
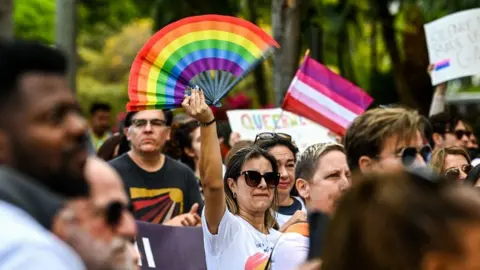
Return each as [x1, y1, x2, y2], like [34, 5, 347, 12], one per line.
[199, 118, 216, 127]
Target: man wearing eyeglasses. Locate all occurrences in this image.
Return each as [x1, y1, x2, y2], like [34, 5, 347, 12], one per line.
[344, 107, 429, 174]
[109, 110, 203, 226]
[54, 157, 139, 270]
[429, 112, 470, 150]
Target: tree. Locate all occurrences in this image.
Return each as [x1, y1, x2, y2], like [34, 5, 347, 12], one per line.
[56, 0, 78, 92]
[0, 0, 13, 39]
[272, 0, 306, 106]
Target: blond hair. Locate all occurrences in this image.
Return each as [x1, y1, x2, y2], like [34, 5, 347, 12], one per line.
[295, 142, 345, 181]
[344, 107, 423, 171]
[430, 146, 471, 175]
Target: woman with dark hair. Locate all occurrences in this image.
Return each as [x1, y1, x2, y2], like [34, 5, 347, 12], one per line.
[321, 170, 480, 270]
[255, 134, 307, 229]
[182, 89, 281, 269]
[97, 112, 133, 161]
[164, 120, 200, 175]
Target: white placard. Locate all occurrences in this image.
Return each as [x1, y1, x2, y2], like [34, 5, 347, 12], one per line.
[424, 8, 480, 85]
[227, 108, 334, 153]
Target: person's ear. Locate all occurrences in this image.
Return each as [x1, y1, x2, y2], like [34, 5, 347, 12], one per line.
[184, 147, 196, 158]
[432, 133, 444, 148]
[295, 178, 310, 200]
[358, 156, 374, 174]
[166, 128, 171, 141]
[227, 178, 237, 196]
[126, 127, 133, 141]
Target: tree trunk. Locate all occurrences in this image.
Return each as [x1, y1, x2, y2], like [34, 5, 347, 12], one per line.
[376, 0, 417, 108]
[56, 0, 77, 92]
[401, 4, 432, 115]
[272, 0, 303, 106]
[246, 0, 268, 106]
[0, 0, 13, 39]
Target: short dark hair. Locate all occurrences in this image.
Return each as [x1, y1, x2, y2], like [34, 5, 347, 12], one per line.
[128, 109, 174, 126]
[255, 136, 299, 161]
[89, 102, 111, 116]
[429, 112, 462, 135]
[0, 39, 67, 111]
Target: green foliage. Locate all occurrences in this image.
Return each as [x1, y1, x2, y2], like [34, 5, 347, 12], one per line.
[14, 0, 55, 43]
[152, 0, 240, 30]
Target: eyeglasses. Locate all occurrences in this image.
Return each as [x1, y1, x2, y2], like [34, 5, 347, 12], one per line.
[445, 164, 473, 182]
[397, 145, 432, 166]
[239, 170, 280, 188]
[95, 201, 134, 230]
[254, 132, 292, 143]
[452, 130, 472, 140]
[131, 119, 167, 128]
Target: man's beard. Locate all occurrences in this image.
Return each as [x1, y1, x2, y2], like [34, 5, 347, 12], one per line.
[9, 135, 90, 198]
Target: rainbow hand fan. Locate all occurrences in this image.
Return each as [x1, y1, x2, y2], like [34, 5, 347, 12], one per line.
[127, 15, 280, 111]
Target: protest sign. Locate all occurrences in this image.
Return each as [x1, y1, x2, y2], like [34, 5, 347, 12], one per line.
[227, 108, 334, 152]
[424, 8, 480, 85]
[134, 221, 206, 270]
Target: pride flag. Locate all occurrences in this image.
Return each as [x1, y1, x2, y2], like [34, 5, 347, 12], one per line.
[281, 54, 373, 135]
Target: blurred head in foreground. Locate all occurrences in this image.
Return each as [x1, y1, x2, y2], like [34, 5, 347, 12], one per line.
[54, 157, 138, 269]
[321, 169, 480, 270]
[0, 39, 89, 197]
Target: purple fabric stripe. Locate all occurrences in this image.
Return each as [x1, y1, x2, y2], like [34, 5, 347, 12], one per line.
[173, 58, 244, 104]
[300, 57, 373, 109]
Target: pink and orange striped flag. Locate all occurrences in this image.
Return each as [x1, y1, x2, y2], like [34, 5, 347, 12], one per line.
[281, 55, 373, 136]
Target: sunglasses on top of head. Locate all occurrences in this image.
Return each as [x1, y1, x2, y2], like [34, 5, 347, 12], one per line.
[238, 170, 280, 188]
[444, 164, 473, 182]
[254, 132, 292, 143]
[95, 201, 134, 230]
[397, 145, 432, 166]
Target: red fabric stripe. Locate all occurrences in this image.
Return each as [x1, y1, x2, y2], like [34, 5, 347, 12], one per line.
[282, 93, 347, 136]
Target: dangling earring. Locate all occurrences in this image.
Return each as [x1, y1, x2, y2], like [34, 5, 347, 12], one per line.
[233, 193, 237, 199]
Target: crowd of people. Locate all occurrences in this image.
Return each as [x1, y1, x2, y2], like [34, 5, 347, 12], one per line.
[1, 38, 480, 270]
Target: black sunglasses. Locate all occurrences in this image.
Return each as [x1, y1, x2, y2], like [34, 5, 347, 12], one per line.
[453, 130, 472, 140]
[445, 164, 473, 182]
[99, 201, 134, 229]
[254, 132, 292, 143]
[239, 170, 280, 188]
[398, 145, 432, 166]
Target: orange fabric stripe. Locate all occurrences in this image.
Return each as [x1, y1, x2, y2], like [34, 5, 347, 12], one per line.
[285, 222, 309, 237]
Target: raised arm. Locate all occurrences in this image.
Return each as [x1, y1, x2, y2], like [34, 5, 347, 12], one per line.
[182, 89, 225, 234]
[427, 64, 447, 117]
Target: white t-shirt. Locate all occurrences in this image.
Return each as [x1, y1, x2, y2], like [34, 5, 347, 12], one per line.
[275, 196, 307, 227]
[270, 223, 309, 270]
[202, 208, 282, 270]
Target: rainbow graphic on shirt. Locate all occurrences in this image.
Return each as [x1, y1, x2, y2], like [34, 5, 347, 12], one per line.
[434, 59, 450, 71]
[244, 252, 269, 270]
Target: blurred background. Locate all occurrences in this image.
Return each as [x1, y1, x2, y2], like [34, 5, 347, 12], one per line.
[1, 0, 479, 131]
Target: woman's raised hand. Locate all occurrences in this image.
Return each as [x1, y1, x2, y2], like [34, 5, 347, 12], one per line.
[182, 87, 214, 124]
